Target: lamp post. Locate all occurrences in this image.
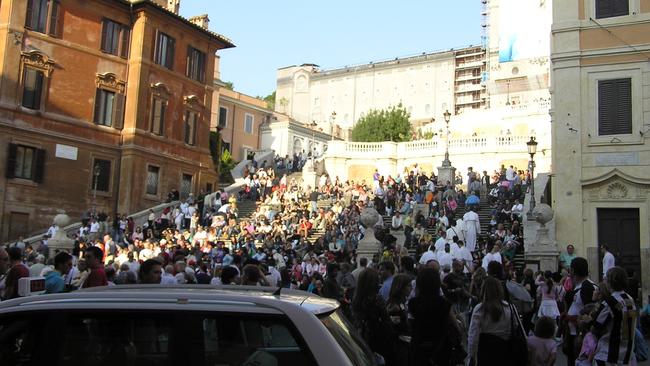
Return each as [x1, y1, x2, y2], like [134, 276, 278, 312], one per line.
[309, 121, 317, 163]
[442, 109, 452, 167]
[330, 111, 337, 142]
[92, 164, 101, 216]
[526, 136, 538, 220]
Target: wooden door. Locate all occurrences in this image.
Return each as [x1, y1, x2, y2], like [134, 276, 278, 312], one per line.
[597, 208, 640, 281]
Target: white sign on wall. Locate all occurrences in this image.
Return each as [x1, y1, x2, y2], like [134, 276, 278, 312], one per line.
[55, 144, 78, 160]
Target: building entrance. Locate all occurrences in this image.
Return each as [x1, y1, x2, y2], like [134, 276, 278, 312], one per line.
[597, 208, 640, 286]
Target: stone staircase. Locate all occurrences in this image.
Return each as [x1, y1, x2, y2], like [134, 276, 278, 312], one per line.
[380, 197, 526, 272]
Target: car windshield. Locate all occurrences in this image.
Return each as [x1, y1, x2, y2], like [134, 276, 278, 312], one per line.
[318, 310, 376, 366]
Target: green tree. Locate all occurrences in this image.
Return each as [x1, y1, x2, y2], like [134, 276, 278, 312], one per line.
[351, 104, 413, 142]
[263, 91, 276, 110]
[219, 149, 237, 183]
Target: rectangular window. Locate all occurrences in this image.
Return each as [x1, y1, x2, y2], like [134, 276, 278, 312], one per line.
[596, 0, 629, 19]
[6, 144, 45, 182]
[25, 0, 60, 36]
[150, 98, 166, 135]
[184, 110, 197, 145]
[244, 114, 254, 134]
[154, 32, 175, 70]
[22, 68, 44, 110]
[218, 107, 228, 128]
[101, 19, 130, 58]
[598, 78, 632, 135]
[186, 47, 206, 82]
[146, 165, 160, 195]
[92, 159, 111, 192]
[93, 89, 125, 129]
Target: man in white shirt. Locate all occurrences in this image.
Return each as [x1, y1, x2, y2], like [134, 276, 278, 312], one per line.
[453, 241, 474, 273]
[419, 246, 438, 265]
[506, 165, 516, 182]
[437, 244, 454, 270]
[391, 212, 403, 230]
[46, 224, 59, 238]
[601, 244, 616, 279]
[462, 209, 480, 252]
[434, 231, 447, 253]
[446, 221, 461, 244]
[511, 199, 524, 221]
[482, 242, 503, 270]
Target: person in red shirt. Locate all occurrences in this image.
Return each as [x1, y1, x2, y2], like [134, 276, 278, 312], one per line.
[82, 246, 108, 288]
[3, 247, 30, 300]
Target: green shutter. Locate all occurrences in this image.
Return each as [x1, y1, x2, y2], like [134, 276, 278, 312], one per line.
[33, 148, 45, 183]
[48, 0, 61, 37]
[6, 144, 17, 179]
[113, 92, 125, 130]
[25, 0, 34, 28]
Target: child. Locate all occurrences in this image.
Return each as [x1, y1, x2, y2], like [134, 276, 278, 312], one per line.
[536, 271, 561, 321]
[575, 317, 598, 366]
[527, 316, 557, 366]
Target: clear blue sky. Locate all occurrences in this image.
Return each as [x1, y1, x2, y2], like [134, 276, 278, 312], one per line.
[180, 1, 482, 98]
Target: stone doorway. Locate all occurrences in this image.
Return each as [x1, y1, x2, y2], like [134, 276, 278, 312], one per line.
[597, 208, 640, 283]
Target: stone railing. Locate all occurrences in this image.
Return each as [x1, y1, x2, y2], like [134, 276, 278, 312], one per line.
[327, 134, 537, 159]
[10, 200, 180, 248]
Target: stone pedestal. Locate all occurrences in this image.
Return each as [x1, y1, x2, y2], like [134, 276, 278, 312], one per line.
[48, 213, 74, 257]
[302, 163, 318, 191]
[524, 204, 559, 272]
[437, 163, 456, 187]
[357, 208, 382, 265]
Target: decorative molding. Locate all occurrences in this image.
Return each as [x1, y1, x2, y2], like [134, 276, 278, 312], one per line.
[582, 168, 650, 187]
[183, 95, 203, 110]
[606, 182, 628, 199]
[96, 72, 125, 93]
[20, 50, 55, 76]
[150, 82, 171, 98]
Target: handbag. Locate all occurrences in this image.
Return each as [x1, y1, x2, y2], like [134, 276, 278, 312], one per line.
[507, 303, 528, 365]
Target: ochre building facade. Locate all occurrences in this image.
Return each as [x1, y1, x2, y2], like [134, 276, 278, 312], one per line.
[0, 0, 233, 241]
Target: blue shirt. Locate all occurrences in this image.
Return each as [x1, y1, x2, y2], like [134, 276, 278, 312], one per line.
[378, 276, 394, 301]
[45, 270, 65, 294]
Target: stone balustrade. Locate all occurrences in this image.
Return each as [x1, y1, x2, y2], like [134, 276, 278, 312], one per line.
[327, 134, 539, 159]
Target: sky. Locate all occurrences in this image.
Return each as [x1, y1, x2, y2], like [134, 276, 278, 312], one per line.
[180, 1, 482, 98]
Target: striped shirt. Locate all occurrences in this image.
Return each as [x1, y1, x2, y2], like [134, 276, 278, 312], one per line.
[594, 291, 637, 364]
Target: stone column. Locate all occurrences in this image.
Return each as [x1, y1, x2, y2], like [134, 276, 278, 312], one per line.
[437, 164, 456, 187]
[525, 204, 559, 272]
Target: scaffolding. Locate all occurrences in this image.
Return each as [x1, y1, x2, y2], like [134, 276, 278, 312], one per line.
[480, 0, 490, 108]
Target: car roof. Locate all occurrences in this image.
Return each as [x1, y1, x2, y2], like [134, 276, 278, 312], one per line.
[0, 285, 339, 316]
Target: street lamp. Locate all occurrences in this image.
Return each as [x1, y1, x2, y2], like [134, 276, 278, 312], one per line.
[526, 136, 538, 220]
[309, 121, 317, 163]
[92, 164, 101, 216]
[442, 109, 452, 166]
[330, 111, 337, 141]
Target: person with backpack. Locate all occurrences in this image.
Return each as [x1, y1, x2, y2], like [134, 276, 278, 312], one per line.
[562, 257, 597, 366]
[593, 266, 637, 365]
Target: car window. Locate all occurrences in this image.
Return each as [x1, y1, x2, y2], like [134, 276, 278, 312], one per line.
[194, 314, 317, 366]
[0, 315, 46, 366]
[58, 313, 172, 366]
[319, 310, 376, 366]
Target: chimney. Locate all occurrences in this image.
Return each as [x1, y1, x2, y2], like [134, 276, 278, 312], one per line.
[149, 0, 180, 15]
[167, 0, 180, 14]
[189, 14, 210, 30]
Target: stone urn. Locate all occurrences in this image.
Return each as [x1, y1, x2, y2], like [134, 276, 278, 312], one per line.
[532, 203, 554, 228]
[357, 208, 382, 265]
[48, 212, 74, 257]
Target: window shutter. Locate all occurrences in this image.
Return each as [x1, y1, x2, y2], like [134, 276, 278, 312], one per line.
[33, 70, 43, 110]
[167, 37, 175, 69]
[33, 148, 45, 183]
[159, 101, 166, 134]
[25, 0, 35, 28]
[613, 0, 629, 16]
[6, 144, 17, 179]
[598, 78, 631, 135]
[596, 0, 613, 18]
[184, 111, 190, 144]
[120, 27, 130, 58]
[186, 46, 191, 77]
[100, 20, 109, 52]
[48, 0, 61, 37]
[93, 88, 103, 124]
[113, 92, 125, 130]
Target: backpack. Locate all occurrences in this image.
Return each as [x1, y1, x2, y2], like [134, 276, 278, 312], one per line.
[506, 280, 534, 315]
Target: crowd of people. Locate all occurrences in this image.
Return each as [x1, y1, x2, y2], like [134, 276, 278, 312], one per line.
[0, 160, 646, 365]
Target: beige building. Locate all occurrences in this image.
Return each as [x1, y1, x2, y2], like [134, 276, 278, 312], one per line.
[552, 0, 650, 291]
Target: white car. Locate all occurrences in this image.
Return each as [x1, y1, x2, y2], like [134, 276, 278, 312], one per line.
[0, 285, 377, 366]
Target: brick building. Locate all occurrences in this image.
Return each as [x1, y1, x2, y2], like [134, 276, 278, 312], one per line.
[0, 0, 233, 241]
